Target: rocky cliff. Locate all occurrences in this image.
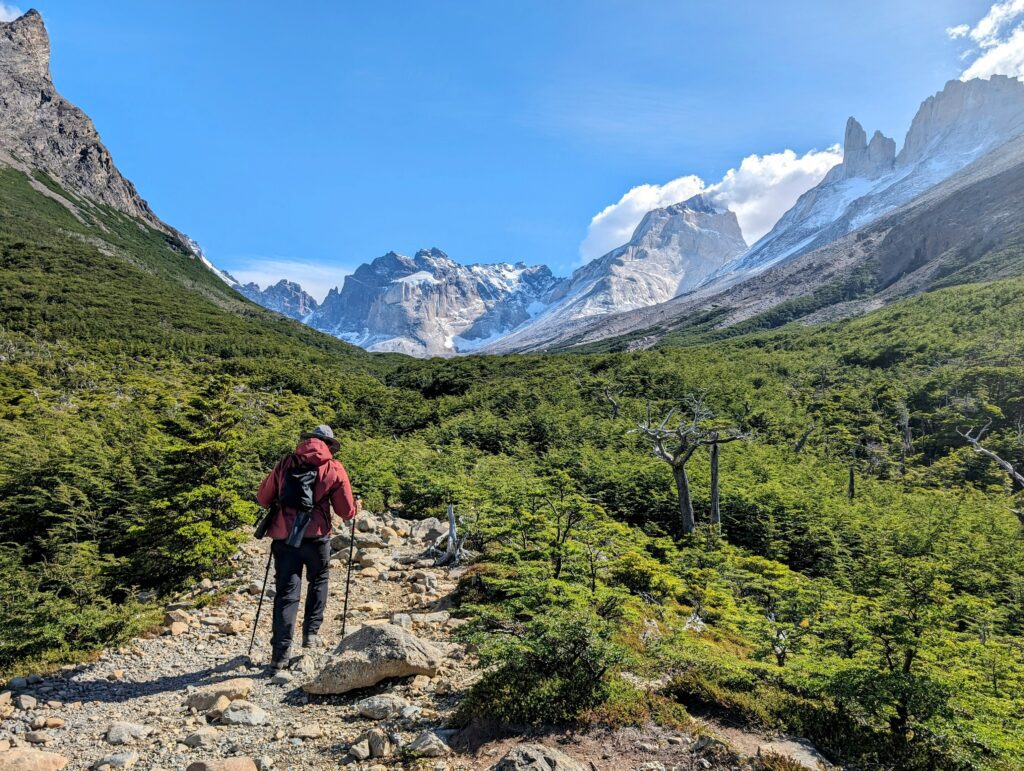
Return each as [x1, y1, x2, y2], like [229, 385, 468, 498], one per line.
[0, 10, 167, 231]
[715, 76, 1024, 282]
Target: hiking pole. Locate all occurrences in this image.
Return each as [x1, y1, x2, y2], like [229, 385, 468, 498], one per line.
[248, 547, 273, 659]
[339, 510, 358, 639]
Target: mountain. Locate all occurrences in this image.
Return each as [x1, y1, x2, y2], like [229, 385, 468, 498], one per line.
[482, 193, 747, 353]
[555, 126, 1024, 352]
[308, 248, 562, 356]
[238, 279, 319, 321]
[714, 76, 1024, 282]
[495, 76, 1024, 353]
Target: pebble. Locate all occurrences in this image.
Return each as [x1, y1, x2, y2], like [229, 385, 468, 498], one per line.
[97, 750, 140, 768]
[290, 723, 323, 740]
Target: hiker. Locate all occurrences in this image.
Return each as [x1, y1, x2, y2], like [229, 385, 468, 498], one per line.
[256, 424, 359, 670]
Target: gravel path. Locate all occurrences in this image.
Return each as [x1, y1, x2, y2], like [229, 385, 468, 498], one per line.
[0, 513, 478, 770]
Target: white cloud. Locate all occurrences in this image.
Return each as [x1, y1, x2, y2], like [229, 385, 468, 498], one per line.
[579, 146, 842, 263]
[962, 23, 1024, 78]
[706, 146, 843, 244]
[952, 1, 1024, 79]
[580, 175, 705, 262]
[0, 3, 23, 22]
[229, 258, 351, 303]
[967, 0, 1024, 47]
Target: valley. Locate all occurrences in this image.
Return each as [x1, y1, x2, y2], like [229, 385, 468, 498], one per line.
[2, 7, 1024, 771]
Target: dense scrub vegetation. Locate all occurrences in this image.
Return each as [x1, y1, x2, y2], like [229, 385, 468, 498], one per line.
[2, 168, 1024, 767]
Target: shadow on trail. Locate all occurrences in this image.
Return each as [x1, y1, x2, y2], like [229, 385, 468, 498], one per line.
[56, 655, 265, 704]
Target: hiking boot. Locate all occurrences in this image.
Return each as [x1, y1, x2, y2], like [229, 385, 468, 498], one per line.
[302, 634, 321, 649]
[269, 653, 289, 672]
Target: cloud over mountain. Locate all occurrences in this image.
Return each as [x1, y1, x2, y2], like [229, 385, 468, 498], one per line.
[951, 0, 1024, 80]
[579, 146, 841, 263]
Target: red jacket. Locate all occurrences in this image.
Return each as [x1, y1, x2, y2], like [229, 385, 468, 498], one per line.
[257, 438, 356, 540]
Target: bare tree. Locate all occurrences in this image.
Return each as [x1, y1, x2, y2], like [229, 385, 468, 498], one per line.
[634, 395, 746, 535]
[603, 387, 623, 420]
[958, 422, 1024, 524]
[434, 503, 467, 567]
[707, 429, 747, 529]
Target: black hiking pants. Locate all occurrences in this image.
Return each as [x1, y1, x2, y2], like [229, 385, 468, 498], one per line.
[270, 536, 330, 660]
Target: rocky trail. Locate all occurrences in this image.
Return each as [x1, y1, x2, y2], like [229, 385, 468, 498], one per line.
[0, 512, 830, 771]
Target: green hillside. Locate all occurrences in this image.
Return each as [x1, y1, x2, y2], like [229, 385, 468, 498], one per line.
[3, 166, 1024, 768]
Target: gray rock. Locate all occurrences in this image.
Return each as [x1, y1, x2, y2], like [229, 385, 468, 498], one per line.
[349, 739, 371, 761]
[95, 750, 140, 768]
[303, 624, 443, 695]
[184, 727, 221, 749]
[410, 517, 448, 543]
[390, 613, 412, 630]
[355, 694, 408, 720]
[14, 694, 36, 710]
[8, 676, 28, 690]
[105, 722, 153, 745]
[290, 724, 322, 740]
[269, 671, 292, 686]
[490, 743, 589, 771]
[407, 731, 450, 758]
[359, 728, 390, 758]
[219, 700, 267, 726]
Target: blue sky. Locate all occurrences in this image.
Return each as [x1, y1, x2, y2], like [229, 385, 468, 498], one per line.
[20, 1, 1002, 297]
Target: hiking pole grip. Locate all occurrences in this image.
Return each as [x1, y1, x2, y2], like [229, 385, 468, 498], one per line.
[340, 513, 357, 639]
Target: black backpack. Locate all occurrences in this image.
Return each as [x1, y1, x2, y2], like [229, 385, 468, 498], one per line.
[253, 455, 323, 545]
[279, 460, 318, 514]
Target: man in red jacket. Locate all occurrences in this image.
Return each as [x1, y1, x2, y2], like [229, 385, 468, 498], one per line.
[256, 425, 358, 669]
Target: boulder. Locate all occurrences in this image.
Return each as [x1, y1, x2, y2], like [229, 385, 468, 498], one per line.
[303, 624, 443, 695]
[186, 760, 258, 771]
[105, 722, 153, 745]
[355, 694, 408, 720]
[407, 731, 451, 758]
[15, 694, 37, 710]
[219, 700, 267, 726]
[24, 731, 51, 744]
[490, 744, 589, 771]
[0, 748, 69, 770]
[410, 517, 448, 543]
[184, 678, 254, 711]
[167, 621, 189, 636]
[355, 728, 391, 758]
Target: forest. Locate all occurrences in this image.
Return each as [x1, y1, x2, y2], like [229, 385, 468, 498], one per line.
[2, 166, 1024, 768]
